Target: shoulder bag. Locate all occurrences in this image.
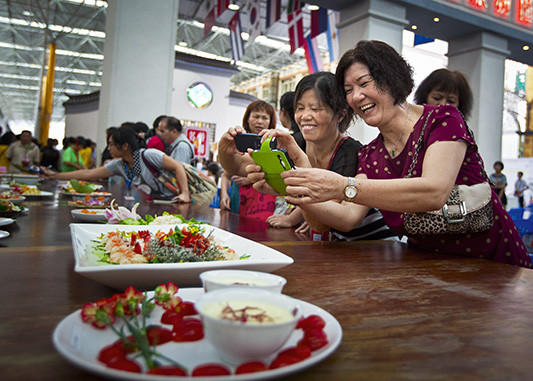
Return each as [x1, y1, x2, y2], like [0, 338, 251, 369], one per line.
[141, 151, 217, 206]
[403, 110, 494, 235]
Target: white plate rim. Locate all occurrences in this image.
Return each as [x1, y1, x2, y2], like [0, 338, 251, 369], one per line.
[52, 288, 342, 381]
[0, 217, 14, 226]
[0, 230, 9, 238]
[71, 209, 107, 222]
[22, 190, 54, 197]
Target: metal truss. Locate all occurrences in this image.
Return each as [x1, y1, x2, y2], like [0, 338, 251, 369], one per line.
[0, 0, 320, 126]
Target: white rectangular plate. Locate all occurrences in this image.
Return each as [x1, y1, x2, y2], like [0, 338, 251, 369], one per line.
[71, 224, 293, 290]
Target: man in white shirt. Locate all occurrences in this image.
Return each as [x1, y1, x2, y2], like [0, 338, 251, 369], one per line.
[6, 130, 40, 173]
[157, 117, 194, 165]
[514, 171, 529, 208]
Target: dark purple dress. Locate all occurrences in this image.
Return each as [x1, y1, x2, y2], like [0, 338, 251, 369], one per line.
[357, 104, 532, 269]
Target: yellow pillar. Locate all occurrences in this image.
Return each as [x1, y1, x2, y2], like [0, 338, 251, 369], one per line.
[38, 43, 57, 143]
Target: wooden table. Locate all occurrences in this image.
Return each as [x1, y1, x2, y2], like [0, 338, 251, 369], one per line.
[1, 181, 532, 380]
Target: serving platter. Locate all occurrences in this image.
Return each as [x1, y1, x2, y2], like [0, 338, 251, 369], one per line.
[52, 288, 342, 381]
[0, 173, 40, 185]
[70, 224, 294, 289]
[71, 209, 107, 223]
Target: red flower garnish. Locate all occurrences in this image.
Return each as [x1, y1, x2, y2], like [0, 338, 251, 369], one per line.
[192, 364, 231, 376]
[235, 361, 268, 374]
[113, 286, 144, 316]
[147, 365, 187, 376]
[81, 298, 116, 329]
[173, 318, 204, 342]
[154, 282, 181, 310]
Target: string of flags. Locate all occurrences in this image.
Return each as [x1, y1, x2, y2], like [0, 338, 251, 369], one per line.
[202, 0, 339, 72]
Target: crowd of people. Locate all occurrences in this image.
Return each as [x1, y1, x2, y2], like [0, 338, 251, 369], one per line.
[0, 129, 97, 174]
[1, 39, 530, 269]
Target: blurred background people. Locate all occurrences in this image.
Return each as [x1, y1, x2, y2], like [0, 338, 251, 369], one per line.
[490, 161, 507, 209]
[62, 136, 86, 172]
[279, 91, 306, 152]
[158, 116, 195, 165]
[40, 138, 60, 171]
[0, 131, 17, 173]
[6, 130, 40, 173]
[514, 171, 529, 208]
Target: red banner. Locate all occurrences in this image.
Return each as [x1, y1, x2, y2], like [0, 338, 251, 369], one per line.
[185, 128, 209, 158]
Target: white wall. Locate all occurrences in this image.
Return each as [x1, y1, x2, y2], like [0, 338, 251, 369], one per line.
[65, 109, 99, 141]
[170, 64, 255, 151]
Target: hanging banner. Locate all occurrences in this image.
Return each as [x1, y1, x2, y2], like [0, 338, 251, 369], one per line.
[185, 127, 209, 158]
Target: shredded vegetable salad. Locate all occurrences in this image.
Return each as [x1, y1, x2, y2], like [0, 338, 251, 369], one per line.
[88, 224, 245, 265]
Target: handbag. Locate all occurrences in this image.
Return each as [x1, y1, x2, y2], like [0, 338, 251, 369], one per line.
[141, 152, 217, 206]
[403, 110, 494, 235]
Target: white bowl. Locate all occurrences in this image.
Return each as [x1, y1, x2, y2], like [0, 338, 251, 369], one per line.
[200, 269, 287, 293]
[196, 288, 302, 364]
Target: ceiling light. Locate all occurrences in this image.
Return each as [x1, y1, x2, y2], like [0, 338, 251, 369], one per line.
[411, 25, 418, 30]
[178, 41, 188, 47]
[433, 17, 440, 22]
[523, 45, 530, 51]
[22, 11, 34, 17]
[308, 5, 320, 11]
[228, 4, 239, 11]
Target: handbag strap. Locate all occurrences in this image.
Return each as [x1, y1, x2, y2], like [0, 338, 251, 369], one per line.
[405, 108, 489, 182]
[141, 150, 160, 177]
[405, 109, 434, 179]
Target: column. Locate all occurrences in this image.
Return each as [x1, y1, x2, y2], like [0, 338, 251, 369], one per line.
[337, 0, 408, 143]
[96, 0, 179, 162]
[447, 32, 509, 169]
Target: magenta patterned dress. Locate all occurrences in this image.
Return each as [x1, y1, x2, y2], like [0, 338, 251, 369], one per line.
[357, 104, 532, 269]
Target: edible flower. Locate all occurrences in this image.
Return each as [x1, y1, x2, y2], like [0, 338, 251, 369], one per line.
[81, 298, 116, 329]
[105, 200, 142, 224]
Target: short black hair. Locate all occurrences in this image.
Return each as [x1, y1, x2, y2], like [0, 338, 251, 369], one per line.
[108, 125, 140, 153]
[414, 69, 474, 120]
[153, 115, 167, 130]
[295, 72, 353, 133]
[280, 91, 299, 133]
[162, 117, 183, 133]
[494, 161, 504, 170]
[335, 40, 414, 107]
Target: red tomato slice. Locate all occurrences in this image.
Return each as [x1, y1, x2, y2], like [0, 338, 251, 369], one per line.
[235, 361, 268, 374]
[147, 365, 187, 376]
[192, 364, 231, 376]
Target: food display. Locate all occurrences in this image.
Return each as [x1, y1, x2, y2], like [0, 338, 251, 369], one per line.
[53, 285, 339, 378]
[68, 194, 111, 208]
[62, 179, 102, 194]
[89, 224, 242, 265]
[105, 201, 202, 226]
[0, 200, 25, 217]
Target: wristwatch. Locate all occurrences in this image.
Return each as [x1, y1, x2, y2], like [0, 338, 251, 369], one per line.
[344, 177, 358, 202]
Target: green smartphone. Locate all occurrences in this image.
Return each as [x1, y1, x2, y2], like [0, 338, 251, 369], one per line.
[251, 137, 295, 194]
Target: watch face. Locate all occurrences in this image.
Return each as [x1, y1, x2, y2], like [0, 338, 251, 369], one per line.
[345, 187, 357, 198]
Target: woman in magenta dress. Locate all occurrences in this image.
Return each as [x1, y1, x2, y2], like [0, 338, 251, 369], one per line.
[248, 40, 530, 269]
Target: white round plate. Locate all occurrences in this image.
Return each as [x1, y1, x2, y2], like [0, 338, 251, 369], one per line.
[53, 288, 342, 381]
[71, 209, 107, 222]
[0, 218, 14, 226]
[0, 230, 9, 238]
[23, 190, 54, 197]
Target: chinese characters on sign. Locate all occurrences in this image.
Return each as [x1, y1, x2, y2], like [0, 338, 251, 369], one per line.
[186, 128, 209, 158]
[517, 0, 533, 25]
[449, 0, 532, 27]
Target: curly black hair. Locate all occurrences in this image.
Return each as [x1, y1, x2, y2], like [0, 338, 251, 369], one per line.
[335, 40, 414, 107]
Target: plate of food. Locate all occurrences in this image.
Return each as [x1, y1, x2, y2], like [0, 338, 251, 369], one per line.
[71, 192, 112, 203]
[0, 193, 25, 204]
[71, 209, 108, 223]
[68, 196, 112, 208]
[52, 287, 342, 380]
[0, 173, 40, 185]
[70, 224, 294, 289]
[61, 180, 103, 194]
[0, 200, 26, 217]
